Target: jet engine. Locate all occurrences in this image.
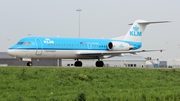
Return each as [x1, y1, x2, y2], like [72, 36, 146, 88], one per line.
[107, 42, 133, 51]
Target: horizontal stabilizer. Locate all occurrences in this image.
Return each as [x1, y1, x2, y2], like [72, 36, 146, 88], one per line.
[129, 20, 171, 25]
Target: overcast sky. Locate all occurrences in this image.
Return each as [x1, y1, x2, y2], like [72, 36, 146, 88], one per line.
[0, 0, 179, 63]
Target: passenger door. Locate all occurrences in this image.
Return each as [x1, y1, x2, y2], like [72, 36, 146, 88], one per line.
[35, 39, 43, 55]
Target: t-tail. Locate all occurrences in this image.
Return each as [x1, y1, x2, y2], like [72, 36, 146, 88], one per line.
[113, 20, 171, 42]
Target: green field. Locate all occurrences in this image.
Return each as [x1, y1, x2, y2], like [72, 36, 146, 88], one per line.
[0, 67, 180, 101]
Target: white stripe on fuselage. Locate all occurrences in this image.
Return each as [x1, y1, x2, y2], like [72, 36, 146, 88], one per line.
[7, 49, 107, 59]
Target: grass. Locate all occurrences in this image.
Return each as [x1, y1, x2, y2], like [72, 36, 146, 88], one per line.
[0, 67, 180, 101]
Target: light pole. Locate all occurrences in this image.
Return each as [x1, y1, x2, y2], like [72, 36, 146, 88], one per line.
[166, 42, 168, 66]
[178, 44, 180, 61]
[76, 8, 82, 38]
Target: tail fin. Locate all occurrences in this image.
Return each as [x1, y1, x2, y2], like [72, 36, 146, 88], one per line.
[114, 20, 170, 42]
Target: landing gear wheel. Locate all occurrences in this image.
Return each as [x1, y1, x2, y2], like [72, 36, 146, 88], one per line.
[74, 61, 82, 67]
[27, 61, 32, 66]
[95, 61, 104, 67]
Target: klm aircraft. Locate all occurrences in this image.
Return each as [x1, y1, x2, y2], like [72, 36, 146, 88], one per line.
[7, 20, 169, 67]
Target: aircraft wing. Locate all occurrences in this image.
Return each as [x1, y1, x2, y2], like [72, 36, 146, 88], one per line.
[77, 49, 163, 56]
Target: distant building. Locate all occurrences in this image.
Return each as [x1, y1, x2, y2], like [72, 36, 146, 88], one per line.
[0, 52, 162, 67]
[145, 57, 159, 68]
[62, 55, 146, 67]
[0, 52, 62, 66]
[159, 61, 167, 67]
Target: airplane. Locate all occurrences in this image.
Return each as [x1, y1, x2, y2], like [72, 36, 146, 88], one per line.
[7, 20, 170, 67]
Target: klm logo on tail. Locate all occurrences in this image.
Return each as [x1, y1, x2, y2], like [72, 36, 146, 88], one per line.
[130, 26, 142, 36]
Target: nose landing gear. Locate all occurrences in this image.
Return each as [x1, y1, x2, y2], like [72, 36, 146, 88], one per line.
[27, 61, 32, 66]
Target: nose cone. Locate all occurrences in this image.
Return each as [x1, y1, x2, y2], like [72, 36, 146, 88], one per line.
[7, 47, 17, 57]
[7, 48, 14, 56]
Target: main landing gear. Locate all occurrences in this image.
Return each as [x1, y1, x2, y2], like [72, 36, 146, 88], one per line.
[74, 60, 83, 67]
[27, 61, 33, 66]
[95, 60, 104, 67]
[74, 59, 104, 67]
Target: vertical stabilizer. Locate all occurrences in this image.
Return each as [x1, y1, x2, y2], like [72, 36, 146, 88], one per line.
[113, 20, 170, 42]
[124, 20, 147, 42]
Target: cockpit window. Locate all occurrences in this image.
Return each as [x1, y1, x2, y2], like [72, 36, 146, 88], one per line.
[24, 42, 31, 45]
[17, 42, 23, 45]
[16, 42, 31, 45]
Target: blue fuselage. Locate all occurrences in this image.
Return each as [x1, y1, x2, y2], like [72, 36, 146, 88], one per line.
[9, 37, 142, 51]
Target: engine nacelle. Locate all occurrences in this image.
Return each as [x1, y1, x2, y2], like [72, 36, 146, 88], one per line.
[107, 42, 133, 51]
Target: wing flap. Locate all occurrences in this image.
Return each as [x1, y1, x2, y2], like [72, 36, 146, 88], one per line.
[77, 50, 163, 56]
